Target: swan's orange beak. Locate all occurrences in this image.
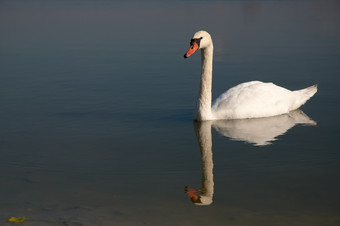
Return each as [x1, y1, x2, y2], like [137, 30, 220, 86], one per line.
[184, 42, 199, 58]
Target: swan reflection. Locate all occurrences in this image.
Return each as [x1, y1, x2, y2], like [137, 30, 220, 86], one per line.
[185, 110, 316, 205]
[185, 121, 214, 205]
[212, 109, 316, 146]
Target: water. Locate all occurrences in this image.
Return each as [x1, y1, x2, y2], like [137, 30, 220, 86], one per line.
[0, 0, 339, 225]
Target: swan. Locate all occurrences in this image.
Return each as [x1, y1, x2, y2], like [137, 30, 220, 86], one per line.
[184, 30, 318, 121]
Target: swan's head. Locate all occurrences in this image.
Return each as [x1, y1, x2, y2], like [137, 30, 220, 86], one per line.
[184, 30, 212, 58]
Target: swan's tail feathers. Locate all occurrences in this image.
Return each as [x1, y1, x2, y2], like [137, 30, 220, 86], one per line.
[293, 84, 318, 109]
[298, 84, 318, 97]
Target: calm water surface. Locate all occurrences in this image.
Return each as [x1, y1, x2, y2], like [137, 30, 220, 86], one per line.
[1, 0, 340, 225]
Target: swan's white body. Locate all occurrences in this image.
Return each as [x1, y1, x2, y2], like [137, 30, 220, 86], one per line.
[184, 31, 317, 121]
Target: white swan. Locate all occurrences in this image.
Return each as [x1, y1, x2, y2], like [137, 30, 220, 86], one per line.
[184, 31, 318, 121]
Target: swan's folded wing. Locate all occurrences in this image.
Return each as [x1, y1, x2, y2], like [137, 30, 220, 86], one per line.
[211, 81, 295, 119]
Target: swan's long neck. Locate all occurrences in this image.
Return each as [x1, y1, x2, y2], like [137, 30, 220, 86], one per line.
[195, 44, 214, 121]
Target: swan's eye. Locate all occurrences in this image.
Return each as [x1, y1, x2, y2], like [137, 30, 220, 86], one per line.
[190, 38, 202, 48]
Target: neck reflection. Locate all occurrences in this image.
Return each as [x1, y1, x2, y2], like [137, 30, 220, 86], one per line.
[185, 121, 214, 205]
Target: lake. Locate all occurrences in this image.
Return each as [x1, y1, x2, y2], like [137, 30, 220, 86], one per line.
[0, 0, 339, 225]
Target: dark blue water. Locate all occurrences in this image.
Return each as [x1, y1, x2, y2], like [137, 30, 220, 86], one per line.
[1, 0, 339, 225]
